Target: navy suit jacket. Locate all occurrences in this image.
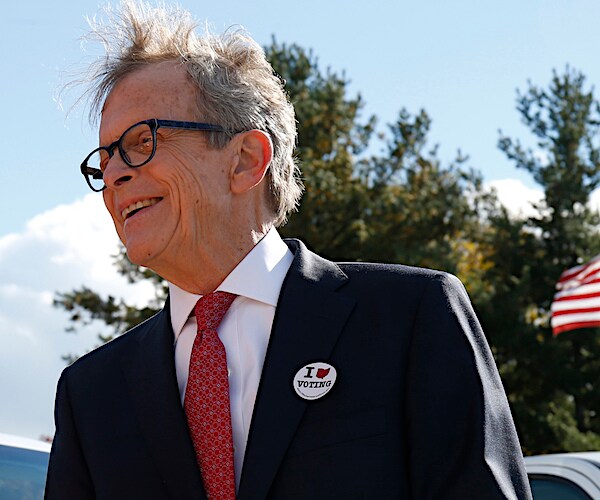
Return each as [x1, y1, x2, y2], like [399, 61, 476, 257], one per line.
[45, 239, 532, 499]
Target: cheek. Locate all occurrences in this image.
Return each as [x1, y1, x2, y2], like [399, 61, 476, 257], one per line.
[158, 151, 215, 204]
[164, 168, 206, 211]
[152, 145, 233, 222]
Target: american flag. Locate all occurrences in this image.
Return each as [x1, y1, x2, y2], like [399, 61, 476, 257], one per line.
[551, 255, 600, 335]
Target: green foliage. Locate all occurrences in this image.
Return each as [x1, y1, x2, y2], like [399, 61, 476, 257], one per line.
[499, 67, 600, 270]
[270, 38, 490, 273]
[547, 398, 600, 451]
[357, 110, 492, 272]
[268, 39, 375, 259]
[492, 67, 600, 454]
[54, 45, 600, 454]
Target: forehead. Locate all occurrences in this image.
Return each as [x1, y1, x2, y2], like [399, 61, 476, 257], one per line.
[100, 61, 198, 140]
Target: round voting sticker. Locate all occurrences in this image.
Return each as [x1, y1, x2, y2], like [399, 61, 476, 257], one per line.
[293, 362, 337, 400]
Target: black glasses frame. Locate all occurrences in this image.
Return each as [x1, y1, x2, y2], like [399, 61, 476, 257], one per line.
[80, 118, 226, 192]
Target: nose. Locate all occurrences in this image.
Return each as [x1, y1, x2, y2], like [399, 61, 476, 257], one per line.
[102, 155, 137, 189]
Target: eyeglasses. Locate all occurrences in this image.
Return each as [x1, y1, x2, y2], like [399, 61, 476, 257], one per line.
[80, 118, 226, 192]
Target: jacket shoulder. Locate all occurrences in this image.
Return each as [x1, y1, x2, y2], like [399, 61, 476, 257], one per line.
[285, 237, 459, 290]
[63, 309, 164, 376]
[337, 261, 462, 290]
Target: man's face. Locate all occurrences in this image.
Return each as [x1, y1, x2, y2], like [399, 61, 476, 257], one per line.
[100, 62, 237, 276]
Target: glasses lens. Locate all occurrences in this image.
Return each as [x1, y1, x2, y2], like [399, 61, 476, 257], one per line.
[121, 122, 154, 167]
[83, 151, 107, 191]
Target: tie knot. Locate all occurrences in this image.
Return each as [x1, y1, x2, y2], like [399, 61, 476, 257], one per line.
[194, 291, 237, 332]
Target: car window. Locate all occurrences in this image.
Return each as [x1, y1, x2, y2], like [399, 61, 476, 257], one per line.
[0, 444, 50, 500]
[530, 475, 593, 500]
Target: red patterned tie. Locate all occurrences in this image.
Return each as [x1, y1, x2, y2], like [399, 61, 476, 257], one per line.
[184, 292, 237, 500]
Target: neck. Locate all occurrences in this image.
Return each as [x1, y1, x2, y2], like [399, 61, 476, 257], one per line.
[150, 225, 272, 295]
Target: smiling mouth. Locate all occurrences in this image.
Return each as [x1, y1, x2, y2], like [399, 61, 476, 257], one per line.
[122, 198, 162, 219]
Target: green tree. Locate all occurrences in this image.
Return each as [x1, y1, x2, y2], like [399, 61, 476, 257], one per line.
[491, 67, 600, 453]
[267, 39, 375, 260]
[270, 41, 492, 276]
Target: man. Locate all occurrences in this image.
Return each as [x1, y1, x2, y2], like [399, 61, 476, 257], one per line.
[46, 1, 532, 499]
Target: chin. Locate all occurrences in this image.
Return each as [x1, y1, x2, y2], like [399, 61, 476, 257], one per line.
[124, 243, 154, 269]
[122, 223, 176, 274]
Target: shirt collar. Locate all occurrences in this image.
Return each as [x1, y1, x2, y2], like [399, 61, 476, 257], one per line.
[169, 228, 293, 341]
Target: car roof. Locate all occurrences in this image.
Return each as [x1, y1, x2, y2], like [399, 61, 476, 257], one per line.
[0, 433, 51, 453]
[525, 452, 600, 466]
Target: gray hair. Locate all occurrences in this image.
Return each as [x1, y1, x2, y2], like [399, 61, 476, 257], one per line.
[81, 0, 303, 225]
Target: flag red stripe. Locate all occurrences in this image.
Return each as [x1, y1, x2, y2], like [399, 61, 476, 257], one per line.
[552, 306, 600, 317]
[553, 290, 600, 302]
[553, 320, 600, 335]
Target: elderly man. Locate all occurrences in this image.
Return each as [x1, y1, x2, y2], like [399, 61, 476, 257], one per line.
[46, 2, 532, 499]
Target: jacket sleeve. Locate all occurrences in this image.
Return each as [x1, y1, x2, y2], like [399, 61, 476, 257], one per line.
[45, 368, 95, 499]
[406, 273, 532, 500]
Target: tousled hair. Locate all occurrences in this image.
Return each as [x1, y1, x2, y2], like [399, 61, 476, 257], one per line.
[81, 0, 303, 225]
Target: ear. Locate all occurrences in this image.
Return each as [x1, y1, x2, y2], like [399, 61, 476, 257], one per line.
[230, 130, 273, 194]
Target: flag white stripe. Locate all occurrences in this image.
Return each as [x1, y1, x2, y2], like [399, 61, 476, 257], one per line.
[551, 310, 600, 327]
[559, 258, 600, 285]
[551, 296, 600, 312]
[554, 282, 600, 300]
[559, 265, 585, 282]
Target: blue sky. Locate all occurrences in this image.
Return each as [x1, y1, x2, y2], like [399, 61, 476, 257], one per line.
[5, 0, 600, 236]
[2, 0, 600, 439]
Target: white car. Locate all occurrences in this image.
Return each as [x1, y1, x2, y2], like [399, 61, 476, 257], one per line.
[0, 433, 51, 499]
[525, 452, 600, 499]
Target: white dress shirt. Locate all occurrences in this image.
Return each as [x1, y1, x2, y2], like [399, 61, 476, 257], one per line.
[169, 228, 294, 489]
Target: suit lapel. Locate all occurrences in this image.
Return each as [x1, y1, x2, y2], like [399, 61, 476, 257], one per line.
[238, 240, 356, 500]
[121, 304, 206, 500]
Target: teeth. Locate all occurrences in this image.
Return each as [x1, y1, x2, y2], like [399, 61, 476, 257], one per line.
[122, 198, 160, 219]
